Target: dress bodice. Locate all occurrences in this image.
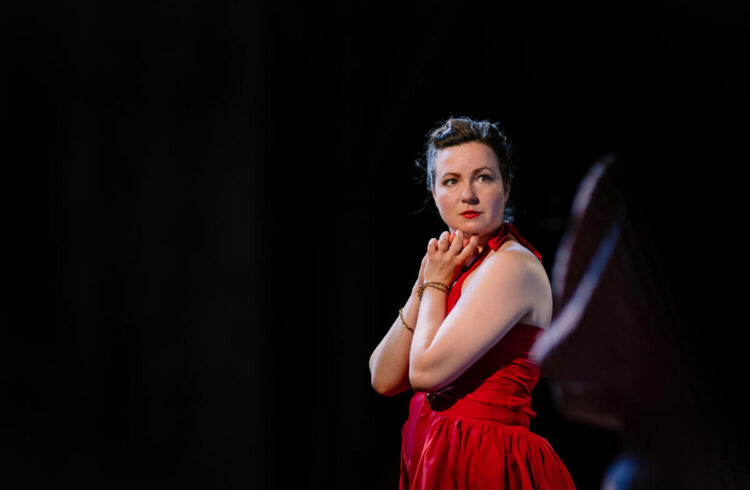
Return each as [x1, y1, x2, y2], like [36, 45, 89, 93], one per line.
[418, 222, 544, 427]
[399, 223, 576, 490]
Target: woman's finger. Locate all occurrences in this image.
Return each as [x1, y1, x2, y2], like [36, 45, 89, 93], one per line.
[427, 237, 438, 253]
[418, 253, 428, 274]
[448, 229, 464, 256]
[416, 253, 428, 285]
[437, 231, 450, 251]
[456, 235, 479, 263]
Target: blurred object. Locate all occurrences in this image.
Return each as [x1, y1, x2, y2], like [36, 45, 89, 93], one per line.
[532, 156, 750, 489]
[532, 157, 697, 428]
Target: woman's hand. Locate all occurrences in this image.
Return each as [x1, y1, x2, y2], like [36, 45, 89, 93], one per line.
[424, 230, 479, 285]
[411, 252, 429, 296]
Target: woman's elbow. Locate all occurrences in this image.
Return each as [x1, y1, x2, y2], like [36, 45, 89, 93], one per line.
[371, 375, 407, 397]
[369, 363, 402, 396]
[408, 368, 439, 393]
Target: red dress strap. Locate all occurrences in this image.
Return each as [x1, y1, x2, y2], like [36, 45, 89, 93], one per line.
[491, 222, 542, 262]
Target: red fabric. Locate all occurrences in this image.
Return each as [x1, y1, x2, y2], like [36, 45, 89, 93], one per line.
[399, 224, 576, 490]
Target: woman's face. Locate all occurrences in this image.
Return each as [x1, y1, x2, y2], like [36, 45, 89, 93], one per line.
[432, 141, 509, 239]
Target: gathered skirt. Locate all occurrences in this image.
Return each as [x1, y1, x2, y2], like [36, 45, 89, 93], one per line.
[400, 392, 576, 490]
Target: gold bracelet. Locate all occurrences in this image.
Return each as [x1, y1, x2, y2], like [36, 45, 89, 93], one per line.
[417, 281, 450, 301]
[398, 308, 413, 333]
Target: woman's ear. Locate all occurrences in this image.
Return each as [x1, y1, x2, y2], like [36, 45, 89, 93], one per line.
[504, 184, 511, 204]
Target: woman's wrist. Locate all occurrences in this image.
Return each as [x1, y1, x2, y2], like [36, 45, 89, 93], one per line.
[417, 281, 450, 301]
[410, 282, 423, 300]
[403, 289, 419, 313]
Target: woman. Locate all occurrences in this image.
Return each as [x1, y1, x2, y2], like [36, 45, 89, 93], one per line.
[369, 117, 576, 489]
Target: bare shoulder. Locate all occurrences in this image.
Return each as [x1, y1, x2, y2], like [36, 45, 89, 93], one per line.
[485, 240, 546, 276]
[467, 239, 552, 327]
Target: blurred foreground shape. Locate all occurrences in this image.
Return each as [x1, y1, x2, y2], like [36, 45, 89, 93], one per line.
[533, 155, 750, 489]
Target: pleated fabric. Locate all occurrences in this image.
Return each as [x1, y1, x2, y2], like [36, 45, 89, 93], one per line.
[399, 223, 576, 489]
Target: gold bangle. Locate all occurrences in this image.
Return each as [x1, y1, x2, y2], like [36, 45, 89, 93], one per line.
[398, 308, 413, 333]
[417, 281, 450, 301]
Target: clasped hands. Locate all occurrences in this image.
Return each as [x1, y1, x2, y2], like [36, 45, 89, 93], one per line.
[422, 229, 479, 287]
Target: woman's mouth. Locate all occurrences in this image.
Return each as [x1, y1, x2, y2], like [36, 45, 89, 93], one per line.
[460, 211, 481, 219]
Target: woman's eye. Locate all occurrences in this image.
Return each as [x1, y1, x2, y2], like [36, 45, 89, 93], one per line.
[443, 178, 457, 186]
[477, 174, 493, 182]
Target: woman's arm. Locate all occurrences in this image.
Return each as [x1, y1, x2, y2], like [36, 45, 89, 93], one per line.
[409, 241, 550, 392]
[368, 255, 427, 396]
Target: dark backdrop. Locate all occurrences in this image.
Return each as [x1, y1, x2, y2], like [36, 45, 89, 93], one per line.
[5, 1, 749, 489]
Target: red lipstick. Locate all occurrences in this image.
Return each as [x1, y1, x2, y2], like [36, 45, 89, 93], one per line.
[460, 211, 481, 219]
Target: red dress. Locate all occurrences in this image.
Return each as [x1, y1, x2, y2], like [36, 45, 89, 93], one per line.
[399, 223, 576, 490]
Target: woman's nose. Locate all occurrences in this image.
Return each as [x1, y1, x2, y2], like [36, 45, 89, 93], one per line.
[461, 183, 479, 203]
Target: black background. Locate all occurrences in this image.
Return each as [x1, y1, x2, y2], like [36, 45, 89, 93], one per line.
[5, 0, 749, 488]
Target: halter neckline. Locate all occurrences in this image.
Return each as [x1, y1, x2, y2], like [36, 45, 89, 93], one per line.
[464, 222, 542, 273]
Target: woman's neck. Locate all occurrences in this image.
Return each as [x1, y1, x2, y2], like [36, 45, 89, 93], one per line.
[461, 231, 493, 267]
[478, 223, 506, 252]
[451, 223, 509, 268]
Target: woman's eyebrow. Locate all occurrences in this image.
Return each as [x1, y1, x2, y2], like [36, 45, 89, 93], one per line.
[441, 167, 495, 178]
